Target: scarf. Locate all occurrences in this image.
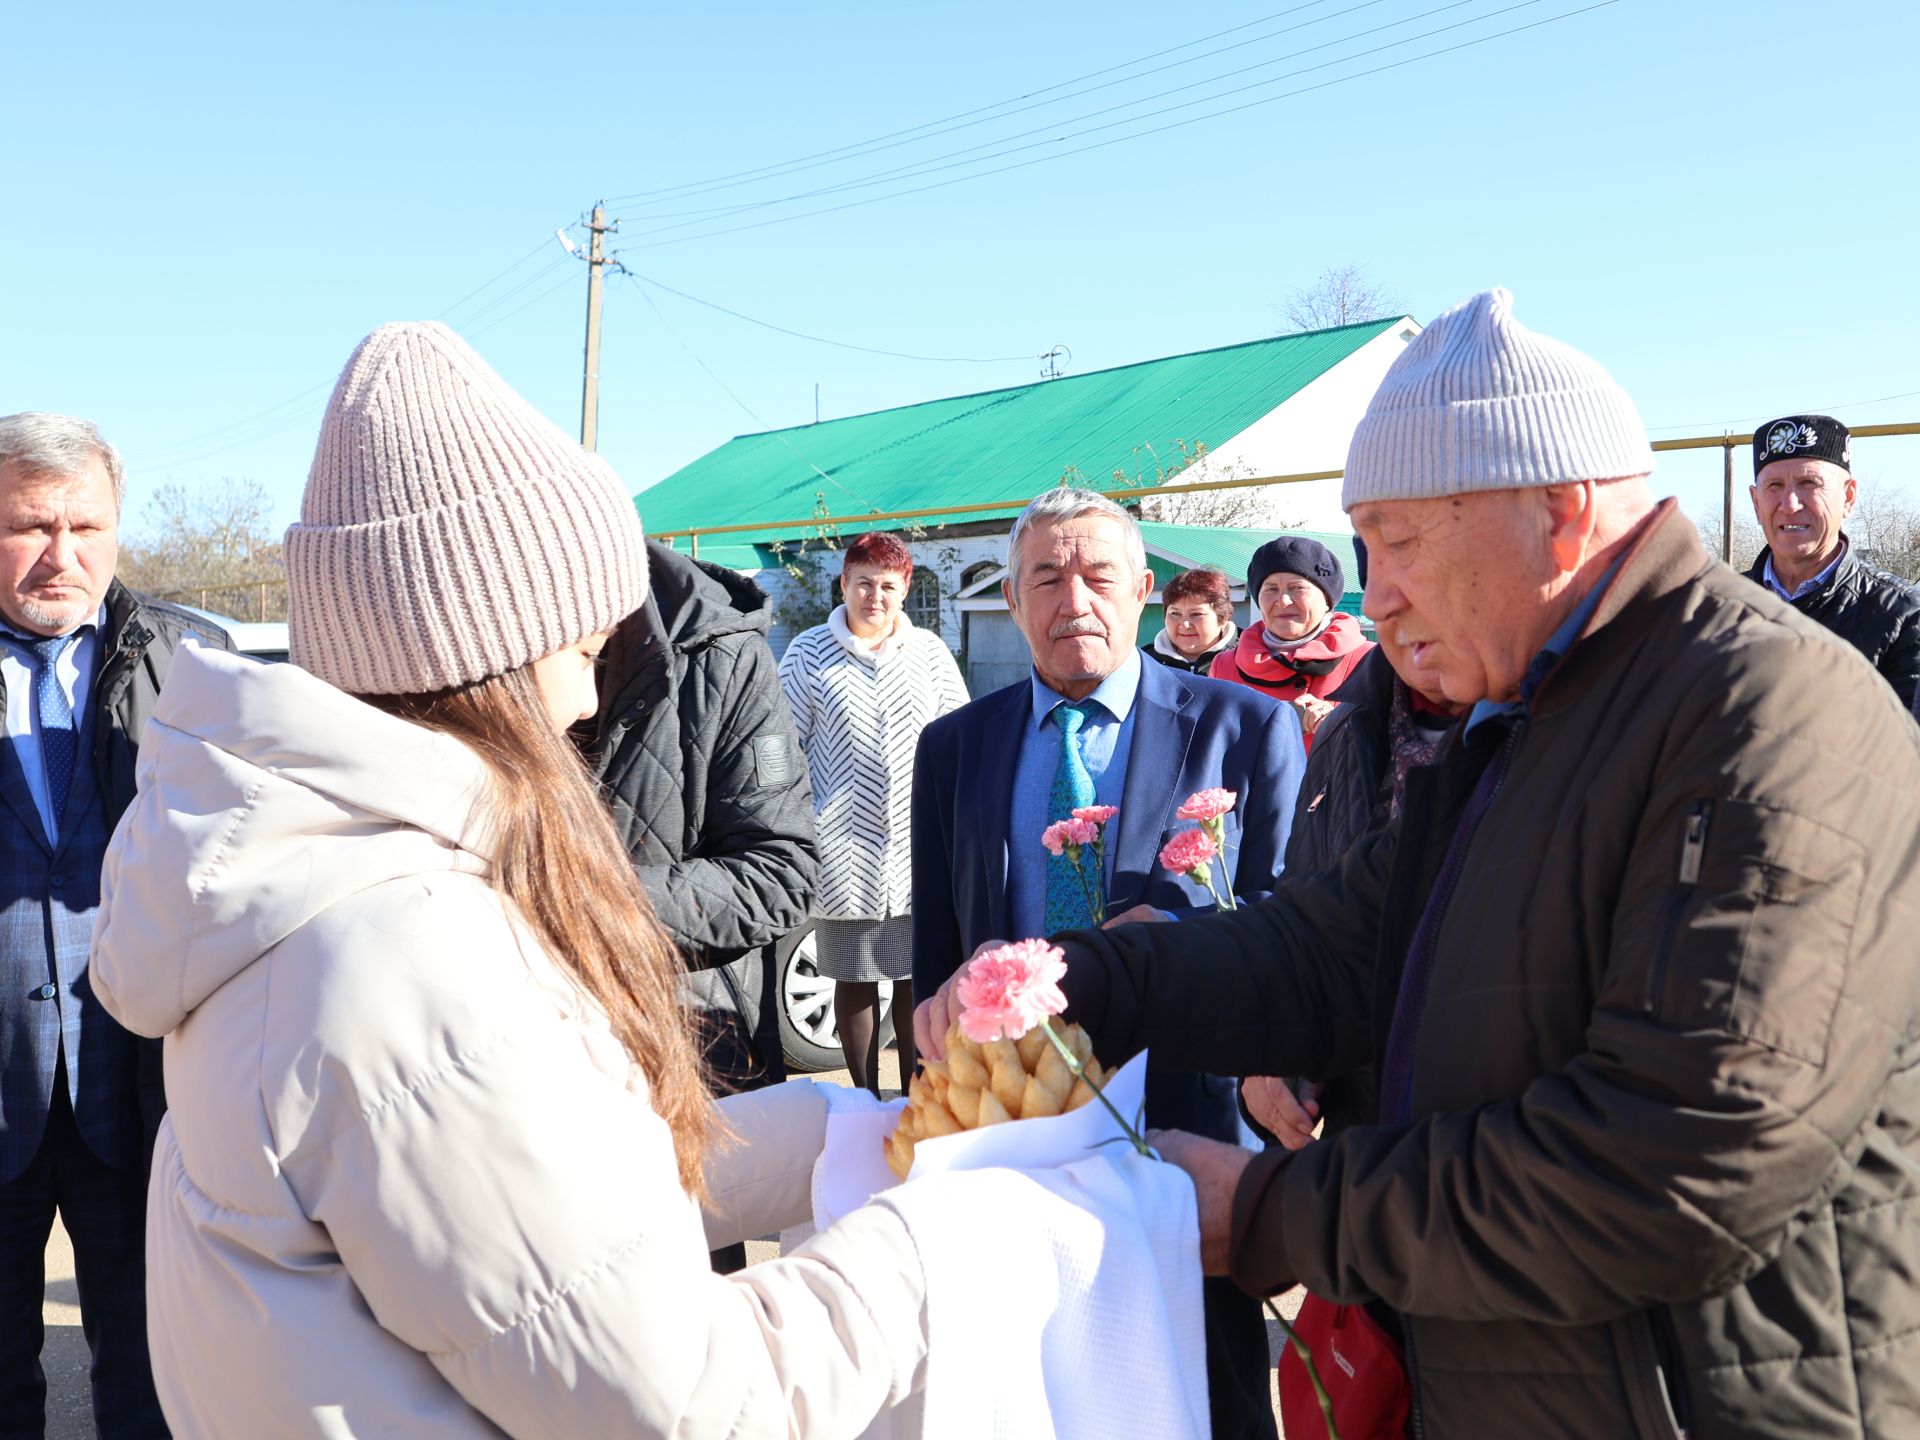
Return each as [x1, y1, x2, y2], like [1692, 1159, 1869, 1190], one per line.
[828, 604, 910, 661]
[1258, 615, 1340, 676]
[1385, 677, 1456, 817]
[1151, 622, 1236, 668]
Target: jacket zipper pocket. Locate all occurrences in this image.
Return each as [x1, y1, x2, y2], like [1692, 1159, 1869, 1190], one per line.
[1643, 800, 1712, 1015]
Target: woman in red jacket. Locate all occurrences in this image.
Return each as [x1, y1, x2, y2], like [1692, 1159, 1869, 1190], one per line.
[1210, 535, 1372, 749]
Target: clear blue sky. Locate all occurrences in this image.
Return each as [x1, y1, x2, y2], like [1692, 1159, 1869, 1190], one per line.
[8, 0, 1918, 542]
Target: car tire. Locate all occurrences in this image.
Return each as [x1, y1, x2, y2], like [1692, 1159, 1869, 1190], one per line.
[775, 921, 895, 1074]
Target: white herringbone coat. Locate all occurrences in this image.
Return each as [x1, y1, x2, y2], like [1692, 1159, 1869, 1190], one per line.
[778, 608, 969, 921]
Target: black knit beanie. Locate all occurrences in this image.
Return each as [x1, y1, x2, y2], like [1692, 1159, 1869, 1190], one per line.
[1247, 536, 1344, 610]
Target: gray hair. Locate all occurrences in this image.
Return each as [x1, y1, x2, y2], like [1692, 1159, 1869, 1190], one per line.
[0, 412, 126, 511]
[1005, 485, 1147, 592]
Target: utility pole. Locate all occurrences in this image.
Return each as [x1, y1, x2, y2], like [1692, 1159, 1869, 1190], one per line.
[580, 203, 612, 450]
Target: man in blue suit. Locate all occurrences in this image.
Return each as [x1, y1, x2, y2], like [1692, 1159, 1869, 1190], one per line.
[911, 487, 1305, 1439]
[0, 414, 227, 1439]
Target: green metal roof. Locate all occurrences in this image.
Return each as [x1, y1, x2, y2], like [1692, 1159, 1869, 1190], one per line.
[637, 318, 1405, 547]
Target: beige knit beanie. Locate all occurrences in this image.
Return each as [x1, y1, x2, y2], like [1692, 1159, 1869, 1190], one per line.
[287, 321, 649, 694]
[1342, 288, 1654, 510]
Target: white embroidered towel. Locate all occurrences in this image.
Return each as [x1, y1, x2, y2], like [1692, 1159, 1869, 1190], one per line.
[872, 1150, 1209, 1440]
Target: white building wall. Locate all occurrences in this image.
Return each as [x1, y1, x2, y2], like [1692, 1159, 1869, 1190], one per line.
[1149, 323, 1419, 531]
[750, 533, 1011, 660]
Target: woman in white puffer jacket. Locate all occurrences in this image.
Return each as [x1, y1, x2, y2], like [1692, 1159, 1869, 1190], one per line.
[89, 322, 933, 1438]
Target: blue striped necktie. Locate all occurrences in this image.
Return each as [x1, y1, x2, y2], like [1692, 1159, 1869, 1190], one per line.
[23, 632, 79, 831]
[1043, 699, 1099, 932]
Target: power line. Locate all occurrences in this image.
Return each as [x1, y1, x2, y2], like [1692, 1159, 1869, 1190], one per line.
[465, 262, 585, 339]
[140, 381, 336, 465]
[617, 269, 1033, 363]
[142, 230, 577, 471]
[603, 0, 1354, 207]
[618, 0, 1498, 237]
[432, 232, 562, 323]
[633, 285, 887, 516]
[611, 0, 1398, 217]
[448, 250, 578, 329]
[619, 1, 1617, 252]
[1648, 388, 1920, 434]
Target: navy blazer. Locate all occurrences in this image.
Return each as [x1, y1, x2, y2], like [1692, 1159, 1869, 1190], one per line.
[911, 659, 1305, 1141]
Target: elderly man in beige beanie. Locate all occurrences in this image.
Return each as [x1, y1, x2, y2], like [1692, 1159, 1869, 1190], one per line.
[919, 289, 1920, 1438]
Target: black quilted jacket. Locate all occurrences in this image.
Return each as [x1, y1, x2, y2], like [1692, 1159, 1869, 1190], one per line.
[584, 543, 818, 1091]
[1744, 542, 1920, 710]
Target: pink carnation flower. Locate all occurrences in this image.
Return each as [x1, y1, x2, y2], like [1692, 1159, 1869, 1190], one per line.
[957, 939, 1069, 1044]
[1177, 788, 1236, 823]
[1071, 805, 1118, 826]
[1042, 817, 1100, 854]
[1159, 826, 1219, 878]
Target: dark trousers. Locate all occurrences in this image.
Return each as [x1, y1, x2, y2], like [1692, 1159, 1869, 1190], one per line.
[0, 1062, 167, 1440]
[1207, 1275, 1280, 1440]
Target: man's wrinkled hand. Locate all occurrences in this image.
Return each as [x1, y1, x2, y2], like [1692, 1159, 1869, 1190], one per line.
[1103, 903, 1173, 929]
[1242, 1076, 1321, 1150]
[1149, 1129, 1254, 1276]
[913, 940, 1008, 1062]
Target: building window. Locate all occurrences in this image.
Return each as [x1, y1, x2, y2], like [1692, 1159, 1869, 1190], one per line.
[906, 568, 942, 629]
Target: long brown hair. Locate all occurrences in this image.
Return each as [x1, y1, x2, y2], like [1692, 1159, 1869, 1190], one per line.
[366, 664, 716, 1198]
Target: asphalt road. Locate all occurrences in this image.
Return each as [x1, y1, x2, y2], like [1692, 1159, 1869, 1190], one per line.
[44, 1044, 1299, 1435]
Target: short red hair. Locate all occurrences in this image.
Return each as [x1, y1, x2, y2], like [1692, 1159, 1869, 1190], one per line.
[841, 531, 914, 582]
[1161, 566, 1233, 621]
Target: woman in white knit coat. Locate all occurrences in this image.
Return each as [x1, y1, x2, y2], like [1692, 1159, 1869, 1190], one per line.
[91, 323, 952, 1438]
[778, 533, 969, 1093]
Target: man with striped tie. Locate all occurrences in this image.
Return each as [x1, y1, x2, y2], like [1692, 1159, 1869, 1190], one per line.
[911, 486, 1307, 1440]
[0, 414, 230, 1439]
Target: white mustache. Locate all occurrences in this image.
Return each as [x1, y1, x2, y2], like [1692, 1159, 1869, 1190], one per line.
[1049, 618, 1108, 641]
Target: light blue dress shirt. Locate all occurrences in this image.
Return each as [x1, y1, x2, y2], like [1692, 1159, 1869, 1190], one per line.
[0, 609, 103, 845]
[1007, 646, 1142, 938]
[1761, 541, 1846, 602]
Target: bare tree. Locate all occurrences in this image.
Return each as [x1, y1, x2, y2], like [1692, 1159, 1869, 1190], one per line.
[117, 479, 288, 620]
[1848, 478, 1920, 583]
[1115, 442, 1306, 530]
[1694, 508, 1767, 570]
[1696, 476, 1920, 581]
[1276, 263, 1408, 334]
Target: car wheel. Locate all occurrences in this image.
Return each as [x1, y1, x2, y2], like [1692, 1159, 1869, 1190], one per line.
[775, 922, 895, 1074]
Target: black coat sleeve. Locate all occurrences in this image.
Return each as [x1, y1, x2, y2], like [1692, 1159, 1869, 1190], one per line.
[1883, 603, 1920, 712]
[1058, 823, 1393, 1083]
[631, 637, 818, 957]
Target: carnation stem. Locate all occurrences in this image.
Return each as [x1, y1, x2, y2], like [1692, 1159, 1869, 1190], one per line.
[1211, 853, 1238, 910]
[1071, 853, 1105, 925]
[1265, 1299, 1342, 1440]
[1037, 1018, 1149, 1158]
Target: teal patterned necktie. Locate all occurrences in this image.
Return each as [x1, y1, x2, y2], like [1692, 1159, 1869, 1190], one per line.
[1043, 699, 1099, 932]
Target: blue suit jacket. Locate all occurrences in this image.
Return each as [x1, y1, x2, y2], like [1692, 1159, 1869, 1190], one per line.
[911, 659, 1305, 1141]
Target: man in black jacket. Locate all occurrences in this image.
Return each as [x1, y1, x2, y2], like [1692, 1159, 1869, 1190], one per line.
[1745, 412, 1920, 709]
[581, 539, 817, 1267]
[0, 412, 233, 1440]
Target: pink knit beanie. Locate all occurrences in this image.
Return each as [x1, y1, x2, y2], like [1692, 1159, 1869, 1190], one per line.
[286, 321, 649, 694]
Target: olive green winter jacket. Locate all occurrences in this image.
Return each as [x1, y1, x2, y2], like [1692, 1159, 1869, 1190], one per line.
[1059, 500, 1920, 1438]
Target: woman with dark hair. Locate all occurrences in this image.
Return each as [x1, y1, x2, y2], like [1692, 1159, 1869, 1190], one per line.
[1142, 566, 1238, 674]
[1209, 535, 1372, 750]
[88, 324, 942, 1436]
[779, 531, 968, 1094]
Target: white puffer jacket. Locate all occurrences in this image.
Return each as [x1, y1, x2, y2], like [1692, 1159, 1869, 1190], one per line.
[91, 647, 928, 1438]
